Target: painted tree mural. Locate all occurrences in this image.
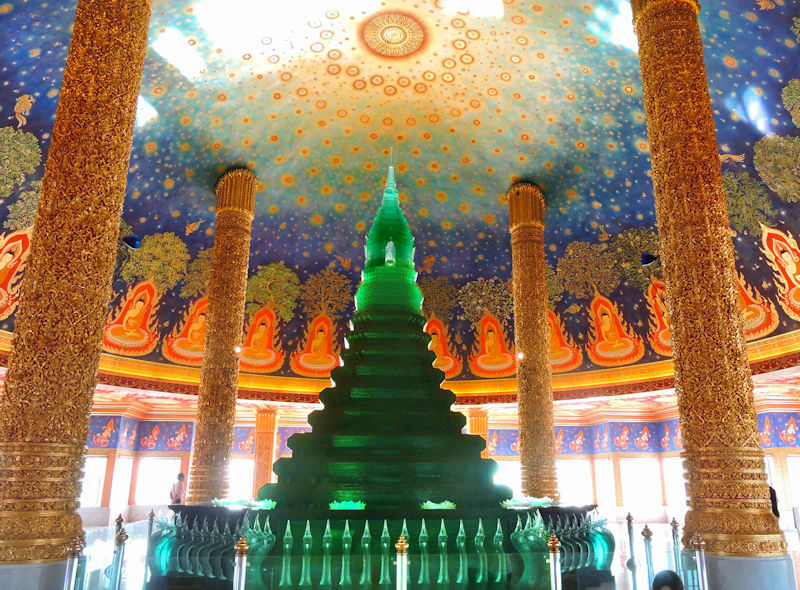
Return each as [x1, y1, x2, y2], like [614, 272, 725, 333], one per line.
[607, 227, 660, 291]
[0, 126, 41, 199]
[545, 262, 564, 307]
[753, 23, 800, 204]
[4, 180, 41, 231]
[457, 277, 514, 325]
[754, 135, 800, 203]
[783, 79, 800, 128]
[419, 275, 458, 322]
[556, 241, 620, 299]
[245, 262, 300, 321]
[119, 232, 190, 292]
[299, 267, 352, 318]
[722, 171, 775, 236]
[180, 248, 213, 299]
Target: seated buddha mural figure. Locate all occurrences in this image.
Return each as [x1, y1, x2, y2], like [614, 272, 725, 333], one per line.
[162, 297, 209, 365]
[423, 313, 462, 379]
[290, 313, 340, 377]
[760, 224, 800, 320]
[547, 310, 582, 372]
[239, 306, 284, 374]
[103, 279, 160, 356]
[646, 276, 673, 357]
[0, 228, 30, 321]
[760, 417, 773, 447]
[468, 313, 516, 378]
[586, 288, 644, 367]
[737, 272, 779, 341]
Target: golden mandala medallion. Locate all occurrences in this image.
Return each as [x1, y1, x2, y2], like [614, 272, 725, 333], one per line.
[363, 13, 424, 57]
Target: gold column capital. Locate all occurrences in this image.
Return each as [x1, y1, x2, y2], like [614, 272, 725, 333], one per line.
[255, 407, 278, 431]
[507, 183, 545, 232]
[215, 168, 258, 215]
[631, 0, 699, 25]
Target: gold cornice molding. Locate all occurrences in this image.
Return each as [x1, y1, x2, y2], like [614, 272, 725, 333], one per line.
[0, 327, 798, 399]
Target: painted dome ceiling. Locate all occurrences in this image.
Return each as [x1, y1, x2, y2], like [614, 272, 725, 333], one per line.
[1, 0, 799, 387]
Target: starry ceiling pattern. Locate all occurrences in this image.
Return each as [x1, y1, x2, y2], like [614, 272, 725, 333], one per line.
[0, 0, 799, 380]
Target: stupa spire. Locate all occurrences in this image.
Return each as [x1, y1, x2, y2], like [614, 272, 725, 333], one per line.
[383, 147, 397, 204]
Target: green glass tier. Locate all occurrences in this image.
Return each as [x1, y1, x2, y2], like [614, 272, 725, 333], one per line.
[259, 164, 511, 511]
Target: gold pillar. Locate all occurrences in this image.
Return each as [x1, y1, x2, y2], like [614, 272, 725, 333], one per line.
[187, 169, 257, 503]
[467, 409, 489, 459]
[632, 0, 785, 555]
[508, 183, 559, 500]
[0, 0, 150, 563]
[253, 408, 278, 495]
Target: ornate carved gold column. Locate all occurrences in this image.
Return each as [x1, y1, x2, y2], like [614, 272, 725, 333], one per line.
[253, 408, 278, 495]
[187, 169, 257, 503]
[0, 0, 150, 563]
[467, 409, 489, 459]
[508, 183, 559, 500]
[632, 0, 785, 556]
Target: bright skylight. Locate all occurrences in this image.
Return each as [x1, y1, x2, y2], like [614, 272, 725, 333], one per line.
[194, 0, 380, 56]
[151, 27, 206, 80]
[134, 96, 158, 128]
[441, 0, 504, 18]
[588, 1, 638, 52]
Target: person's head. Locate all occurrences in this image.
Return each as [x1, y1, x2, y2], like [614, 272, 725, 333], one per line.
[177, 473, 185, 481]
[652, 570, 683, 590]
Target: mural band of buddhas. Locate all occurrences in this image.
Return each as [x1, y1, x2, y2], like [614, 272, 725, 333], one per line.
[0, 0, 799, 384]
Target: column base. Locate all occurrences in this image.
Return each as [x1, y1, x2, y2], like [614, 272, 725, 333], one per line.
[703, 553, 796, 590]
[0, 560, 67, 586]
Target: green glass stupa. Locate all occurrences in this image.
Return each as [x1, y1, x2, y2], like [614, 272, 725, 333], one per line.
[259, 160, 512, 511]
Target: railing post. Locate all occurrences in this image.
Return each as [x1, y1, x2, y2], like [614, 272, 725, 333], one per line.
[641, 525, 654, 588]
[395, 534, 408, 590]
[142, 509, 155, 589]
[111, 527, 128, 590]
[547, 533, 562, 590]
[625, 513, 638, 590]
[115, 514, 123, 534]
[62, 537, 83, 590]
[670, 518, 682, 577]
[233, 535, 249, 590]
[691, 533, 709, 590]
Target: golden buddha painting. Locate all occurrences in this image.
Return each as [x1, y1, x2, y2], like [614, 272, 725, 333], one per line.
[586, 289, 644, 367]
[239, 306, 284, 374]
[0, 228, 30, 321]
[645, 276, 672, 357]
[163, 297, 209, 366]
[737, 272, 778, 341]
[103, 279, 161, 356]
[547, 310, 582, 372]
[467, 313, 516, 378]
[290, 313, 340, 377]
[760, 224, 800, 321]
[424, 313, 462, 379]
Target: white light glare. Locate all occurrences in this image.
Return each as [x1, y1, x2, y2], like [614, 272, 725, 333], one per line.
[195, 0, 380, 56]
[587, 1, 638, 53]
[134, 96, 158, 128]
[517, 352, 525, 360]
[441, 0, 504, 17]
[152, 28, 206, 80]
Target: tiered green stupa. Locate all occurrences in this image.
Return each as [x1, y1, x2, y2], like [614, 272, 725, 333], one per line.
[259, 162, 512, 511]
